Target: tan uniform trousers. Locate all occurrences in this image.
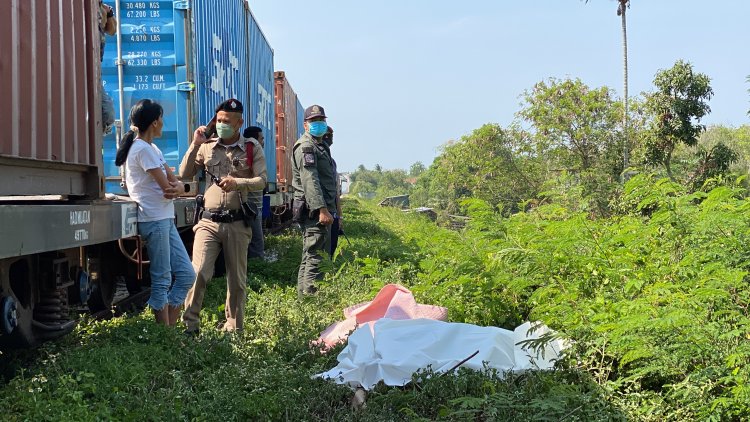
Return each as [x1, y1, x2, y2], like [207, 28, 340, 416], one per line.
[183, 218, 252, 332]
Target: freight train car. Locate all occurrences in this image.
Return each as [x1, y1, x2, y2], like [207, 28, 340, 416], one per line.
[0, 0, 149, 347]
[270, 71, 307, 225]
[0, 0, 298, 347]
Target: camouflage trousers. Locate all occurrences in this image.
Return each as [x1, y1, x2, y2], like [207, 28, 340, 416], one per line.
[297, 220, 331, 296]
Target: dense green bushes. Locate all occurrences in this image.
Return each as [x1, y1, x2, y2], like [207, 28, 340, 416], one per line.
[4, 181, 749, 419]
[376, 175, 750, 420]
[1, 199, 624, 421]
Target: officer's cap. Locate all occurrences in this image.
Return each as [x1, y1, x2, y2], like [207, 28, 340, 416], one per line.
[304, 104, 327, 121]
[215, 98, 244, 114]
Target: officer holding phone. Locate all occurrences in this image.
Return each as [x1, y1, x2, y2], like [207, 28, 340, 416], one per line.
[178, 99, 267, 333]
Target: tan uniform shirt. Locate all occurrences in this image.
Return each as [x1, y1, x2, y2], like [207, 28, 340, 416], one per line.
[179, 136, 267, 210]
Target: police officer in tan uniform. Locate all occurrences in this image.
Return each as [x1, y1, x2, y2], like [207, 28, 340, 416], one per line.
[179, 99, 267, 332]
[292, 105, 338, 296]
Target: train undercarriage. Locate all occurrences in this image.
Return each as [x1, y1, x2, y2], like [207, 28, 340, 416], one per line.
[0, 198, 196, 347]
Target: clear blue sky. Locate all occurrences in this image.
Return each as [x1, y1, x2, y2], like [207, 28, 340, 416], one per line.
[249, 0, 750, 173]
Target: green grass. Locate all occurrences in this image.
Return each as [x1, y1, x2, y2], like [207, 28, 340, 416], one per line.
[0, 199, 628, 421]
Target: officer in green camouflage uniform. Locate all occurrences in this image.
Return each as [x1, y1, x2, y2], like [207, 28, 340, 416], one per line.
[291, 105, 337, 296]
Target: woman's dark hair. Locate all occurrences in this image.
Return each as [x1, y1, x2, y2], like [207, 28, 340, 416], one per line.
[115, 99, 164, 166]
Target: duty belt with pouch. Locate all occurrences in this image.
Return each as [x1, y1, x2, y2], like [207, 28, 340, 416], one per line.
[292, 198, 308, 224]
[240, 201, 257, 226]
[193, 194, 205, 225]
[202, 209, 244, 223]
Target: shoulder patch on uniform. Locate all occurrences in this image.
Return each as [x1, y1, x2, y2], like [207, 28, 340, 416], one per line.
[303, 149, 316, 167]
[301, 146, 314, 153]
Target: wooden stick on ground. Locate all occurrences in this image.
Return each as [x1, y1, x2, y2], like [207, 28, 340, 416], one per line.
[441, 350, 480, 376]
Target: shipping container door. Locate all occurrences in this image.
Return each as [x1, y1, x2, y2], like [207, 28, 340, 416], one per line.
[292, 98, 305, 195]
[102, 0, 193, 194]
[192, 0, 251, 139]
[296, 99, 305, 140]
[282, 77, 298, 193]
[247, 10, 276, 191]
[273, 72, 293, 193]
[0, 0, 101, 197]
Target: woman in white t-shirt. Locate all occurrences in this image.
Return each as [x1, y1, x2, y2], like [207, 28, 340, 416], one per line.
[115, 99, 196, 326]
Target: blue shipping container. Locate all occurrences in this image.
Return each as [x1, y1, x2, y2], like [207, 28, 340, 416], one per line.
[103, 0, 277, 197]
[247, 10, 277, 191]
[192, 0, 251, 128]
[102, 0, 193, 194]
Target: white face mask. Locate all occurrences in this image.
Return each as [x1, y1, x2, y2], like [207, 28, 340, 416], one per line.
[216, 122, 236, 139]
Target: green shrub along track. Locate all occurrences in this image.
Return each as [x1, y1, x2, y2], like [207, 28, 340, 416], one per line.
[2, 180, 748, 420]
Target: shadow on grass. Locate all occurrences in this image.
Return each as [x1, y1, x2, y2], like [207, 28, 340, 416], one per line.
[247, 199, 423, 293]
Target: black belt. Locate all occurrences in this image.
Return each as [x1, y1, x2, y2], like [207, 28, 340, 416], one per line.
[201, 209, 243, 223]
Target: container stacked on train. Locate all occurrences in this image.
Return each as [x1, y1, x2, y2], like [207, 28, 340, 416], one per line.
[101, 0, 282, 219]
[0, 1, 137, 346]
[273, 71, 306, 212]
[0, 0, 309, 347]
[0, 0, 102, 198]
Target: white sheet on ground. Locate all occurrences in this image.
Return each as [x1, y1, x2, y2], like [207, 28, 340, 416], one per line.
[315, 318, 566, 390]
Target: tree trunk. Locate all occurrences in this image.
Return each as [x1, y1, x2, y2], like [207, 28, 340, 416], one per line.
[620, 0, 630, 183]
[665, 152, 675, 182]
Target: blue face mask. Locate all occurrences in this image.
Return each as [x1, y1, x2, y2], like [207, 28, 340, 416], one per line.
[308, 121, 328, 137]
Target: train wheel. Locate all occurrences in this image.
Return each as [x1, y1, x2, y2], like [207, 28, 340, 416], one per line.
[6, 303, 37, 347]
[1, 296, 18, 335]
[125, 276, 142, 295]
[1, 257, 39, 347]
[87, 267, 116, 313]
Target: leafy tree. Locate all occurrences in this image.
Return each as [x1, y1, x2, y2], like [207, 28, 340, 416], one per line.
[409, 161, 426, 177]
[376, 169, 411, 198]
[421, 124, 543, 214]
[687, 142, 738, 191]
[519, 78, 623, 215]
[642, 124, 745, 191]
[350, 181, 377, 198]
[348, 165, 412, 200]
[349, 165, 380, 198]
[644, 60, 713, 181]
[409, 166, 435, 208]
[698, 125, 750, 174]
[519, 78, 621, 172]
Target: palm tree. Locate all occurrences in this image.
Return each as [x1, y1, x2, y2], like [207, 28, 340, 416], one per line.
[586, 0, 631, 181]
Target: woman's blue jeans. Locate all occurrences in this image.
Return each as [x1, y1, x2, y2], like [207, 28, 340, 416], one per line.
[138, 219, 196, 311]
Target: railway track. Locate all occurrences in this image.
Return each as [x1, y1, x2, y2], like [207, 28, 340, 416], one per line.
[90, 288, 151, 321]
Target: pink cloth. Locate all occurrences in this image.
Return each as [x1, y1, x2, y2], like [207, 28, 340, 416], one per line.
[316, 284, 448, 349]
